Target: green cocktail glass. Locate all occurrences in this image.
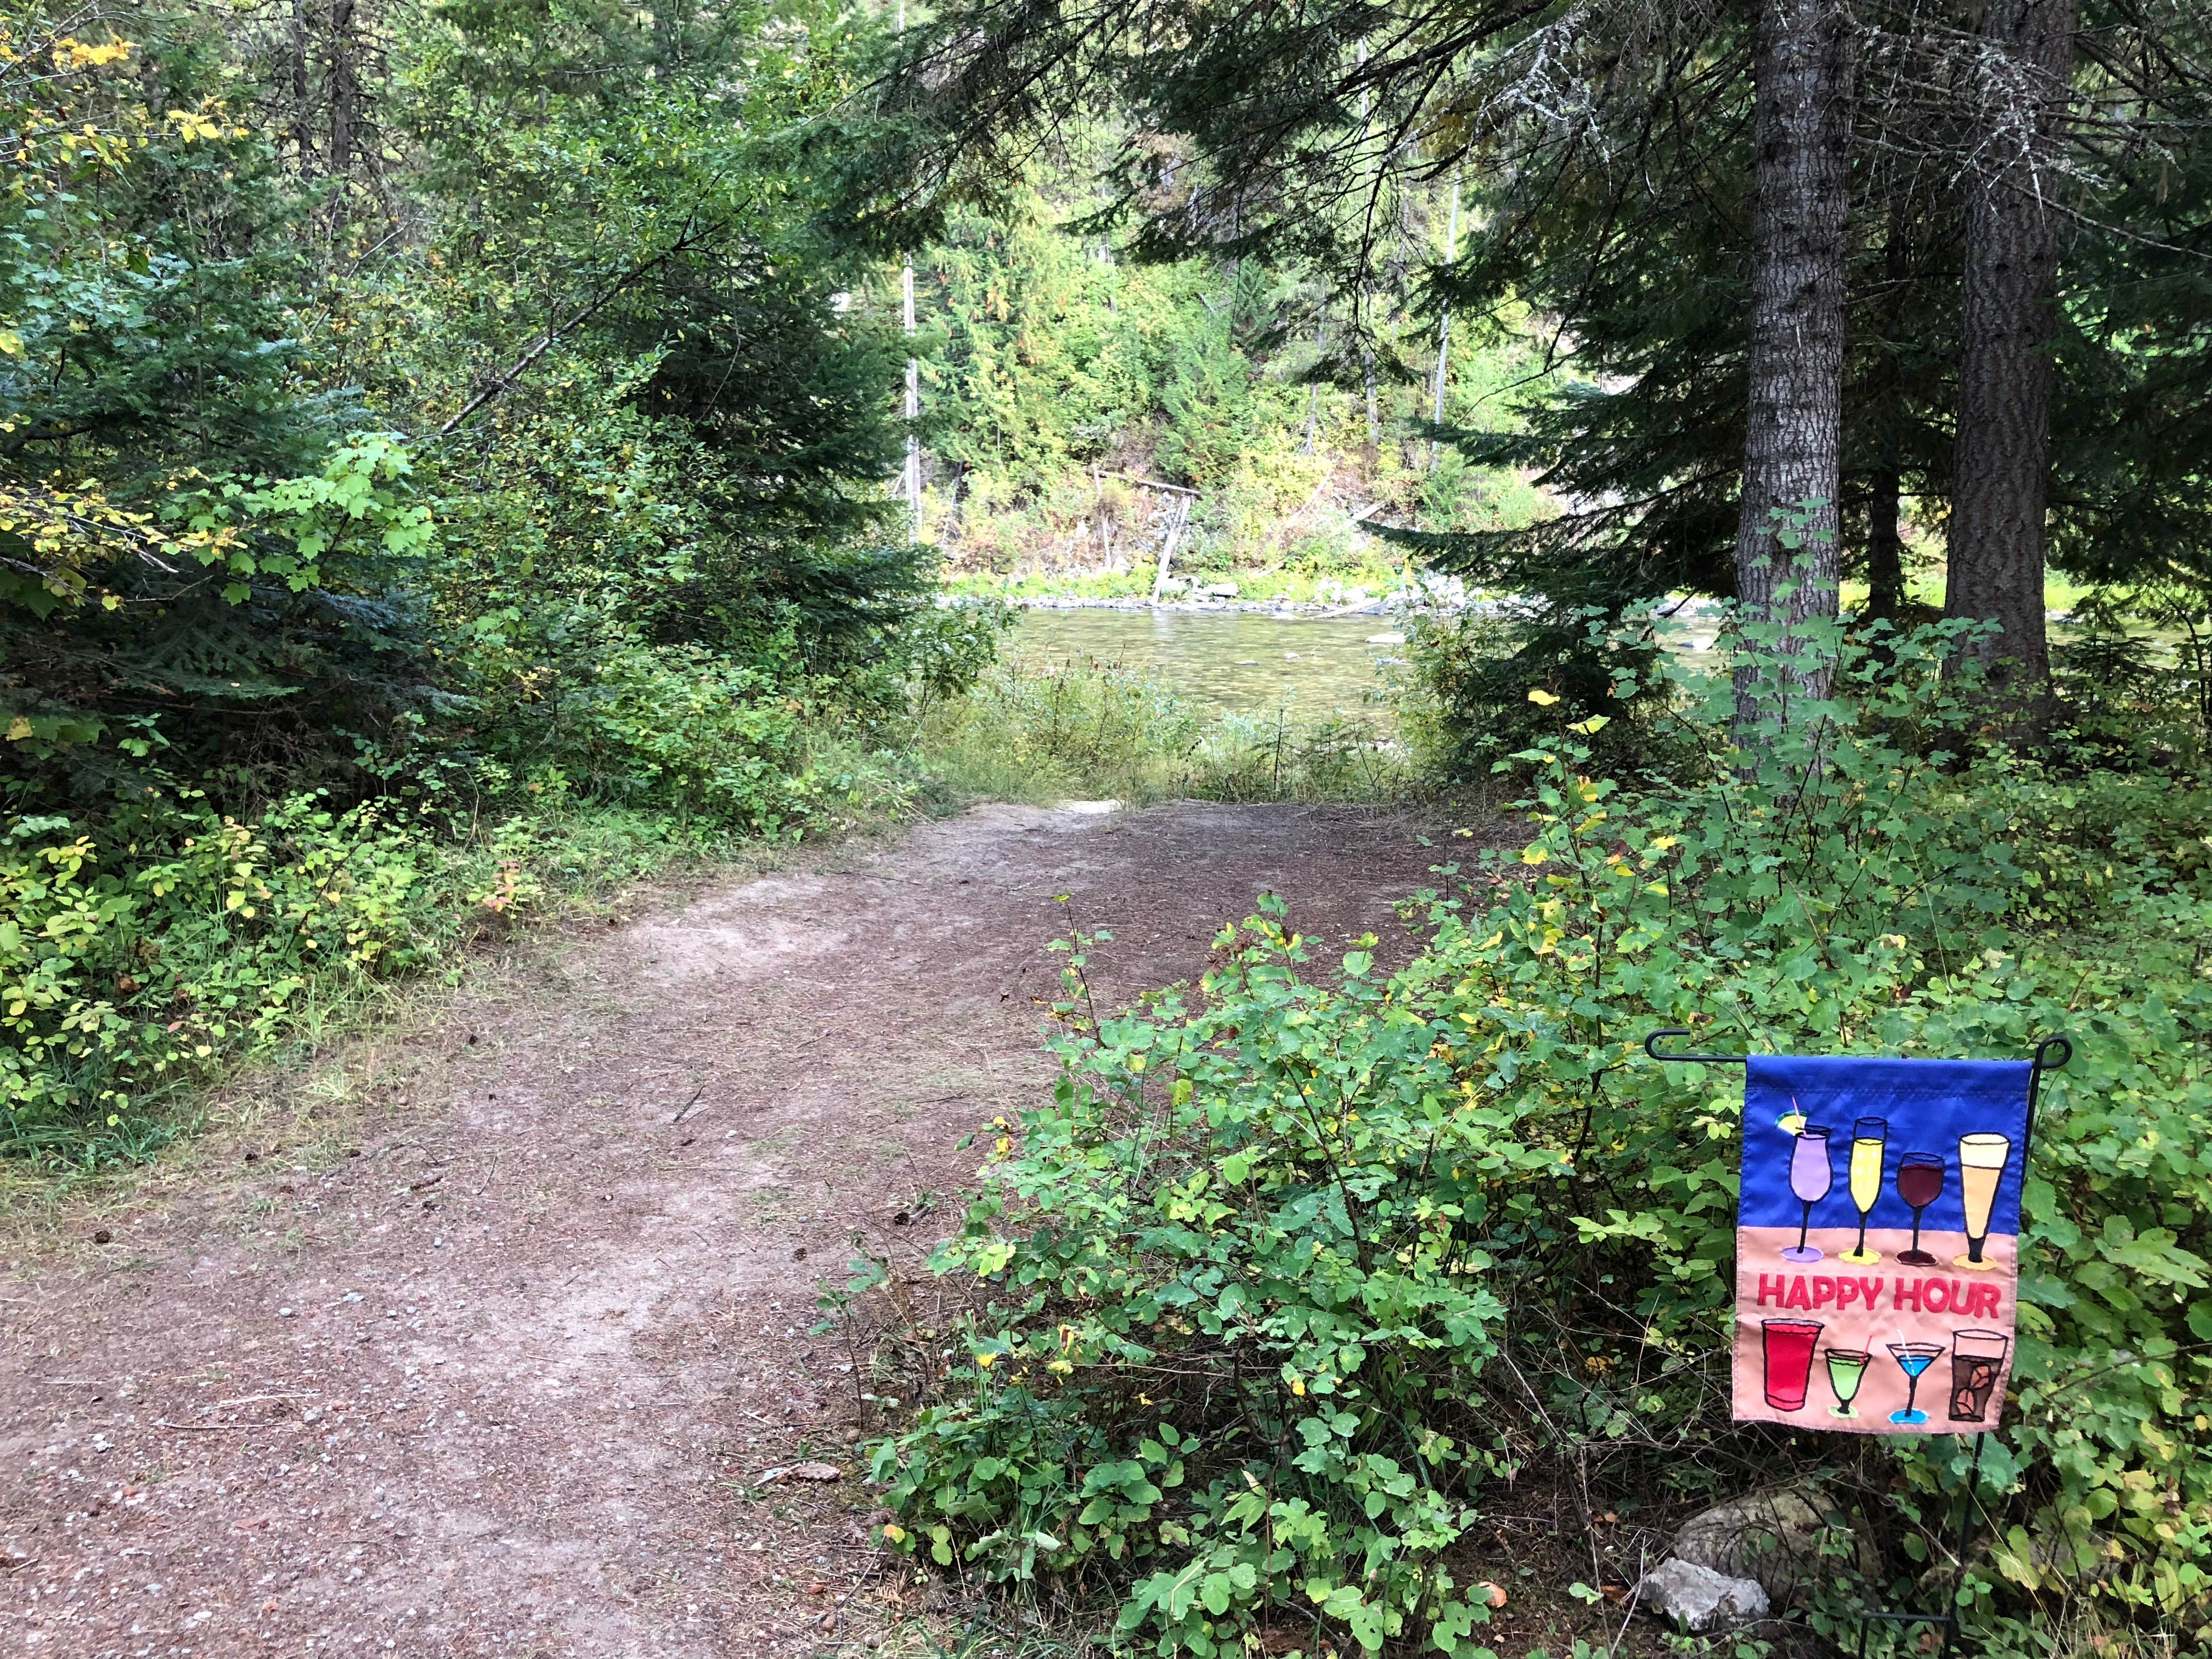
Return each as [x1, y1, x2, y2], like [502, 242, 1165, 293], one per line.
[1824, 1347, 1869, 1419]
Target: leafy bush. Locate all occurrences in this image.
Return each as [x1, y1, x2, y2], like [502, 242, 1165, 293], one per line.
[1393, 598, 1678, 784]
[572, 643, 811, 833]
[867, 625, 2212, 1657]
[0, 780, 744, 1167]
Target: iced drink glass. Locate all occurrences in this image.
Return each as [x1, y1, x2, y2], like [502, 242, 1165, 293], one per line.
[1949, 1329, 2011, 1422]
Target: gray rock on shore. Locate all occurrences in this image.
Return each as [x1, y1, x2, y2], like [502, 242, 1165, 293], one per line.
[1633, 1559, 1772, 1631]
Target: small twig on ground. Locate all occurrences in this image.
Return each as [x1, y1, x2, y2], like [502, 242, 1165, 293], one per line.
[672, 1086, 708, 1125]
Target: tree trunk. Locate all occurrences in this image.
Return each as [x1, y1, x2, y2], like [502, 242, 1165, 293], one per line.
[289, 0, 315, 175]
[1733, 0, 1853, 740]
[1866, 464, 1905, 623]
[328, 0, 357, 181]
[1944, 0, 2078, 736]
[1865, 200, 1909, 627]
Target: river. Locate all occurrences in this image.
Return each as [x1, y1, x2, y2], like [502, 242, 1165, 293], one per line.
[1011, 607, 1401, 721]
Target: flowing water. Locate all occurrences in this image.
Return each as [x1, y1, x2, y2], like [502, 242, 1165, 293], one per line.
[1011, 607, 1401, 721]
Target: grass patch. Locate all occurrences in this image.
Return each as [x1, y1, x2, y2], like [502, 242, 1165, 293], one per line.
[917, 654, 1406, 805]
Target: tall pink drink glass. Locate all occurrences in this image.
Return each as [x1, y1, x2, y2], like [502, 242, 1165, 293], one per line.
[1761, 1319, 1824, 1412]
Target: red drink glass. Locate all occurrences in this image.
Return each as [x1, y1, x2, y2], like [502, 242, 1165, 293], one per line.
[1761, 1318, 1823, 1411]
[1896, 1152, 1945, 1266]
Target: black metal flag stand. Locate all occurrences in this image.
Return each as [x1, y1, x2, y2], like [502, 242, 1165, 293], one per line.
[1643, 1029, 2072, 1659]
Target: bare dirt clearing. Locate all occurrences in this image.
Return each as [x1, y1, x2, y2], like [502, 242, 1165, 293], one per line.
[2, 801, 1460, 1658]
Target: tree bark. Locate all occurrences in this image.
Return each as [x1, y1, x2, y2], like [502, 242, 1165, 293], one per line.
[1733, 0, 1853, 739]
[1944, 0, 2078, 736]
[328, 0, 357, 181]
[1865, 200, 1910, 627]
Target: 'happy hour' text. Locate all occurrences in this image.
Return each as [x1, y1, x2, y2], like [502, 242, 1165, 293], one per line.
[1752, 1273, 2002, 1318]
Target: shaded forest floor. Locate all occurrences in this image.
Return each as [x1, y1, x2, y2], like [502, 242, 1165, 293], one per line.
[2, 801, 1459, 1657]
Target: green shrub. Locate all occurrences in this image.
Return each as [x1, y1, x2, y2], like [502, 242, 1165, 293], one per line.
[574, 643, 812, 833]
[0, 782, 733, 1167]
[867, 625, 2212, 1657]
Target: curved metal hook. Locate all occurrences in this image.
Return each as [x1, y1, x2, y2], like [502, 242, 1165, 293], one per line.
[2032, 1034, 2072, 1073]
[1644, 1027, 1748, 1065]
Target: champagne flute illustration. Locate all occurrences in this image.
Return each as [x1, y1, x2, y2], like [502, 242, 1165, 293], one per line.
[1781, 1125, 1833, 1263]
[1886, 1340, 1943, 1425]
[1762, 1319, 1823, 1412]
[1824, 1347, 1869, 1419]
[1894, 1152, 1945, 1267]
[1839, 1116, 1887, 1265]
[1955, 1132, 2012, 1271]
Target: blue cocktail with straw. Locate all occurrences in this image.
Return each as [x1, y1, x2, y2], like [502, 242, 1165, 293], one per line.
[1886, 1340, 1943, 1425]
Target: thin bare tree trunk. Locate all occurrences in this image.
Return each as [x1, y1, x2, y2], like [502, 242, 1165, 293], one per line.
[1734, 0, 1853, 739]
[289, 0, 315, 174]
[1944, 0, 2078, 737]
[328, 0, 357, 182]
[1865, 199, 1909, 627]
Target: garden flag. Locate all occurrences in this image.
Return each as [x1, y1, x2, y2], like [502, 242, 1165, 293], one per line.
[1733, 1055, 2032, 1434]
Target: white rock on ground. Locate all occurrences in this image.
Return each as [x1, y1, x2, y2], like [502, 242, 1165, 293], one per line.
[1634, 1559, 1773, 1632]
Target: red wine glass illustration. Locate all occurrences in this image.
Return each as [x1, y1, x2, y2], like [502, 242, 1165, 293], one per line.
[1781, 1125, 1833, 1263]
[1762, 1319, 1823, 1412]
[1895, 1152, 1945, 1267]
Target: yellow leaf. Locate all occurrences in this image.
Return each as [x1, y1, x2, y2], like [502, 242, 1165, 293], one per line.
[1568, 715, 1610, 735]
[5, 717, 30, 741]
[1527, 689, 1560, 706]
[1521, 845, 1549, 866]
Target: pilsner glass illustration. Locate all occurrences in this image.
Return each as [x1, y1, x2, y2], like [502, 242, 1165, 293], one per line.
[1824, 1347, 1869, 1419]
[1894, 1152, 1946, 1266]
[1886, 1340, 1944, 1425]
[1839, 1116, 1888, 1265]
[1949, 1329, 2011, 1421]
[1781, 1125, 1833, 1263]
[1955, 1132, 2012, 1270]
[1762, 1319, 1824, 1411]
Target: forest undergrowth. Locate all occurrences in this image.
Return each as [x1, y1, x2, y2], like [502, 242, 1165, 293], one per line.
[850, 619, 2212, 1659]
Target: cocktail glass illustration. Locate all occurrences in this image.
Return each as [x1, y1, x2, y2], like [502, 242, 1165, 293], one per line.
[1955, 1132, 2012, 1271]
[1949, 1329, 2011, 1422]
[1762, 1319, 1824, 1412]
[1840, 1116, 1888, 1265]
[1886, 1340, 1944, 1425]
[1823, 1347, 1869, 1419]
[1895, 1152, 1945, 1266]
[1781, 1125, 1833, 1263]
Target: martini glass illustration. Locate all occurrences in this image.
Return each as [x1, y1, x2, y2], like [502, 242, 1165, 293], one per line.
[1895, 1152, 1945, 1266]
[1781, 1125, 1833, 1263]
[1886, 1340, 1944, 1425]
[1839, 1116, 1888, 1265]
[1824, 1347, 1869, 1420]
[1955, 1132, 2012, 1271]
[1762, 1319, 1823, 1412]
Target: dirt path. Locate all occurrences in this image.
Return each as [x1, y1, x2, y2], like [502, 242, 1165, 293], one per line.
[2, 801, 1456, 1658]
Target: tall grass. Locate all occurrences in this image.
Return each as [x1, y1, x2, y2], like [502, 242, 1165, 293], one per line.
[917, 653, 1406, 804]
